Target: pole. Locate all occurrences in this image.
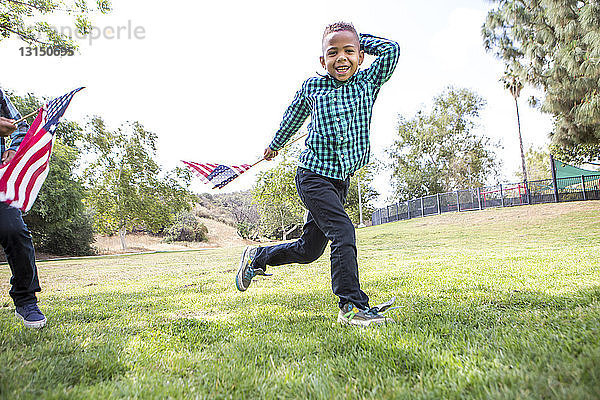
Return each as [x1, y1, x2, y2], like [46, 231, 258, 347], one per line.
[406, 200, 410, 219]
[456, 191, 460, 212]
[477, 187, 482, 210]
[421, 197, 425, 217]
[550, 153, 559, 203]
[357, 175, 365, 227]
[436, 193, 441, 214]
[500, 184, 504, 207]
[582, 175, 587, 201]
[12, 110, 38, 125]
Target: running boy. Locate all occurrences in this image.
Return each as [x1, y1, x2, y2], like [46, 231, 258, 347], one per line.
[236, 22, 400, 327]
[0, 87, 46, 328]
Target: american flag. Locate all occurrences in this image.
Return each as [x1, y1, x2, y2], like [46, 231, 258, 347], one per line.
[182, 160, 252, 189]
[0, 87, 84, 212]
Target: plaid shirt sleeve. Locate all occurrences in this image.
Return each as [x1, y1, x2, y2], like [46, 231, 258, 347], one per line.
[360, 33, 400, 88]
[270, 82, 311, 151]
[0, 88, 29, 152]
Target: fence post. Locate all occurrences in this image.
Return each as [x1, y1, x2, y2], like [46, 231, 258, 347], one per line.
[500, 184, 504, 207]
[456, 191, 460, 212]
[436, 193, 441, 214]
[525, 180, 532, 205]
[421, 197, 425, 217]
[406, 200, 410, 219]
[550, 153, 559, 203]
[477, 187, 482, 210]
[582, 175, 587, 201]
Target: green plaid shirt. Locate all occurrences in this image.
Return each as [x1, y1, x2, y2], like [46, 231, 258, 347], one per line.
[270, 33, 400, 180]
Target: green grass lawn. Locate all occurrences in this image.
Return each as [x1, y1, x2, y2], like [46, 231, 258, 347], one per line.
[1, 201, 599, 399]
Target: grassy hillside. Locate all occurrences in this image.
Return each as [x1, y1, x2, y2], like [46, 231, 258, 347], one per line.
[0, 201, 599, 399]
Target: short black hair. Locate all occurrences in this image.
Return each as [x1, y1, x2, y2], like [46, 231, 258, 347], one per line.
[322, 21, 359, 41]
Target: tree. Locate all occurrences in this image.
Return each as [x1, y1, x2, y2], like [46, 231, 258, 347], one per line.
[23, 141, 95, 255]
[164, 211, 208, 243]
[387, 87, 501, 201]
[0, 0, 111, 51]
[550, 142, 600, 167]
[252, 147, 304, 240]
[482, 0, 600, 161]
[83, 117, 192, 249]
[515, 146, 551, 181]
[501, 70, 529, 183]
[218, 191, 260, 239]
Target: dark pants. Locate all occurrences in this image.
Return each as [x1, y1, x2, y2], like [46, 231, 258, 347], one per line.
[0, 202, 40, 306]
[253, 167, 370, 310]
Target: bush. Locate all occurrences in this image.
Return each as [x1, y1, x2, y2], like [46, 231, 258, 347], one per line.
[236, 222, 253, 239]
[164, 212, 208, 242]
[34, 209, 96, 256]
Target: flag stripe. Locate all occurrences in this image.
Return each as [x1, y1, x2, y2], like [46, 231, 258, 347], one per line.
[19, 152, 52, 210]
[0, 109, 45, 187]
[2, 132, 53, 201]
[11, 141, 53, 208]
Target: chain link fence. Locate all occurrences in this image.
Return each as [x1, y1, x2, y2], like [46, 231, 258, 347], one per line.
[372, 174, 600, 226]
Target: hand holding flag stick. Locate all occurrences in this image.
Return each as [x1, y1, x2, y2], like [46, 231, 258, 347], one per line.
[183, 133, 308, 189]
[12, 110, 39, 125]
[249, 132, 308, 168]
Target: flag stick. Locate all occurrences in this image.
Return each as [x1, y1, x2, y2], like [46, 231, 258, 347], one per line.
[250, 133, 308, 168]
[12, 110, 38, 125]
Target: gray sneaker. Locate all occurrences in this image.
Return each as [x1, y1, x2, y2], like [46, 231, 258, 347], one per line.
[15, 302, 47, 329]
[235, 246, 271, 291]
[337, 302, 395, 327]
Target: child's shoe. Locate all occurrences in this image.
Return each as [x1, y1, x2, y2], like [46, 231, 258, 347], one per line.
[337, 303, 394, 327]
[235, 246, 271, 291]
[15, 302, 47, 329]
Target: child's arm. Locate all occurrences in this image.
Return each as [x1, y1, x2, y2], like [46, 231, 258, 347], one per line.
[0, 89, 28, 164]
[268, 83, 310, 154]
[360, 33, 400, 88]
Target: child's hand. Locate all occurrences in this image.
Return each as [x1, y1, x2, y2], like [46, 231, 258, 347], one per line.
[0, 117, 17, 137]
[263, 147, 278, 161]
[1, 149, 15, 164]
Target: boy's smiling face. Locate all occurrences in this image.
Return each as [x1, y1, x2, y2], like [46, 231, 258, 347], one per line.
[320, 30, 364, 82]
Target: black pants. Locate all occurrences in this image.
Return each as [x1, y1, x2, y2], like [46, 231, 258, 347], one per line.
[253, 167, 370, 310]
[0, 203, 40, 306]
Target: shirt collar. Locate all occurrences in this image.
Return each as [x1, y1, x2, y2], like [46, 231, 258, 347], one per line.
[325, 72, 358, 87]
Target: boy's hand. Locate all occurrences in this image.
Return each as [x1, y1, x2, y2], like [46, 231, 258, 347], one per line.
[2, 150, 16, 164]
[263, 147, 278, 161]
[0, 117, 17, 137]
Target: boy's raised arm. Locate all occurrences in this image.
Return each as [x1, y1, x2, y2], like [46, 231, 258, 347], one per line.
[269, 84, 310, 151]
[360, 33, 400, 88]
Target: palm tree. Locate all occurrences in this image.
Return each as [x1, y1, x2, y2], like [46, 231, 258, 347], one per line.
[502, 70, 528, 185]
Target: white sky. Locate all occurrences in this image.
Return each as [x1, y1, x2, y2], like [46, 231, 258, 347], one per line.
[0, 0, 554, 203]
